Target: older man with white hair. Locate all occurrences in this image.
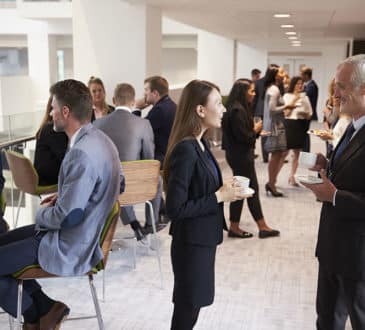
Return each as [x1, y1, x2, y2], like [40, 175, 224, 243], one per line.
[303, 54, 365, 329]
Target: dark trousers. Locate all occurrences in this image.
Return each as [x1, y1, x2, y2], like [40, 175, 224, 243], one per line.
[261, 136, 269, 162]
[225, 152, 263, 222]
[316, 264, 365, 330]
[171, 301, 200, 330]
[0, 225, 43, 317]
[303, 120, 311, 152]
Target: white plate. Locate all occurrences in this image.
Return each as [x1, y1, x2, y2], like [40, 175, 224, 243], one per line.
[239, 187, 255, 197]
[297, 175, 323, 185]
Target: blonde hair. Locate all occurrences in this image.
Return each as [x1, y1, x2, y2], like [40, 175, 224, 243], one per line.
[88, 76, 111, 115]
[36, 95, 53, 138]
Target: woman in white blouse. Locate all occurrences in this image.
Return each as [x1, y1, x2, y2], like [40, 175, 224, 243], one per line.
[283, 76, 313, 186]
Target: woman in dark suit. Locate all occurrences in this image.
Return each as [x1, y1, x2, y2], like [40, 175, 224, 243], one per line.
[163, 80, 245, 330]
[222, 79, 280, 239]
[34, 96, 68, 186]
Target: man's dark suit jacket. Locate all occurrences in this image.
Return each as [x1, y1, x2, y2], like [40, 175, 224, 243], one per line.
[252, 77, 265, 117]
[146, 95, 176, 165]
[316, 123, 365, 279]
[304, 80, 318, 120]
[166, 139, 226, 247]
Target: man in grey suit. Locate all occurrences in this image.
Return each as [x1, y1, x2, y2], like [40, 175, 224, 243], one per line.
[0, 79, 123, 330]
[94, 83, 162, 240]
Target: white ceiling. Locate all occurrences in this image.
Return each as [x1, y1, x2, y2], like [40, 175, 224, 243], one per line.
[139, 0, 365, 51]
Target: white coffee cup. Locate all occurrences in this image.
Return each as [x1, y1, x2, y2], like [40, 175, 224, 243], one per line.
[298, 151, 317, 169]
[233, 176, 250, 193]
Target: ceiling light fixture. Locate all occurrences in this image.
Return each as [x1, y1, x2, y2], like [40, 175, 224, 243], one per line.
[274, 14, 291, 18]
[288, 36, 298, 40]
[292, 44, 301, 47]
[285, 31, 297, 35]
[281, 24, 294, 28]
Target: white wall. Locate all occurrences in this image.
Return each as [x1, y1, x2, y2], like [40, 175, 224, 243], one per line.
[162, 48, 197, 87]
[236, 43, 267, 80]
[197, 30, 234, 95]
[73, 0, 162, 99]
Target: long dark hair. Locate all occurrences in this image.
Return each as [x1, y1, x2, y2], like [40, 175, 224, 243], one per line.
[225, 79, 252, 111]
[287, 76, 302, 93]
[263, 67, 279, 99]
[163, 79, 220, 190]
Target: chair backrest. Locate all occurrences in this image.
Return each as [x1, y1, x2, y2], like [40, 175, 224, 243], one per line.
[5, 150, 38, 194]
[14, 201, 121, 279]
[95, 201, 121, 271]
[118, 160, 160, 206]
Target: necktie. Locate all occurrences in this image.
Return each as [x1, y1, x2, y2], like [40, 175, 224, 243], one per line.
[333, 123, 355, 163]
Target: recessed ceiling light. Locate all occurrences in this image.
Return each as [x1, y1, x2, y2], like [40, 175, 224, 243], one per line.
[292, 44, 301, 47]
[285, 31, 297, 35]
[288, 36, 298, 40]
[274, 14, 291, 18]
[281, 24, 294, 28]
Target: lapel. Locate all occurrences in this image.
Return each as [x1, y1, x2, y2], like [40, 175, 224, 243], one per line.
[193, 139, 221, 186]
[329, 124, 365, 180]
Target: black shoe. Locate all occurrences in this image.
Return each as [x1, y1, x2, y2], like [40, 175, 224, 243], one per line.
[265, 183, 284, 197]
[259, 229, 280, 239]
[228, 230, 253, 239]
[142, 223, 166, 235]
[133, 227, 145, 241]
[158, 213, 171, 225]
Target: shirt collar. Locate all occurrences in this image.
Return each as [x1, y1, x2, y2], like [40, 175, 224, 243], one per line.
[353, 115, 365, 132]
[69, 126, 83, 149]
[115, 106, 131, 113]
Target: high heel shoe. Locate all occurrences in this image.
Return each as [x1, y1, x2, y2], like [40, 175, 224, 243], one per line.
[265, 183, 284, 197]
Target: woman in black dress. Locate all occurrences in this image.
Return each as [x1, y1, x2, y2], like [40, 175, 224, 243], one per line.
[34, 96, 68, 186]
[164, 80, 245, 330]
[222, 79, 280, 239]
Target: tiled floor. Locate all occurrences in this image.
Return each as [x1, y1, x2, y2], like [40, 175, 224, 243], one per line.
[0, 126, 352, 329]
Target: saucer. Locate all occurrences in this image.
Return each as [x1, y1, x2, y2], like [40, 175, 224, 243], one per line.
[240, 187, 255, 197]
[296, 175, 323, 185]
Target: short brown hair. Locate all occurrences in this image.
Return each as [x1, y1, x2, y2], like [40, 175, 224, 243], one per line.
[50, 79, 92, 122]
[301, 67, 313, 79]
[114, 83, 135, 105]
[144, 76, 169, 97]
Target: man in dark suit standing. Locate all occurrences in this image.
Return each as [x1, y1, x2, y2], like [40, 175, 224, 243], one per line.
[139, 76, 176, 167]
[302, 66, 319, 152]
[303, 55, 365, 330]
[136, 76, 176, 222]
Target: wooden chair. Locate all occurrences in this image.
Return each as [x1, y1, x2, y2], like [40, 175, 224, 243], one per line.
[5, 150, 57, 228]
[11, 201, 120, 330]
[117, 159, 163, 288]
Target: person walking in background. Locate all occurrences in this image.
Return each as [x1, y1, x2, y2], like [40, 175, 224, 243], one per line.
[283, 76, 313, 186]
[164, 80, 247, 330]
[88, 76, 114, 121]
[263, 66, 298, 197]
[222, 79, 280, 239]
[34, 95, 68, 186]
[303, 54, 365, 330]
